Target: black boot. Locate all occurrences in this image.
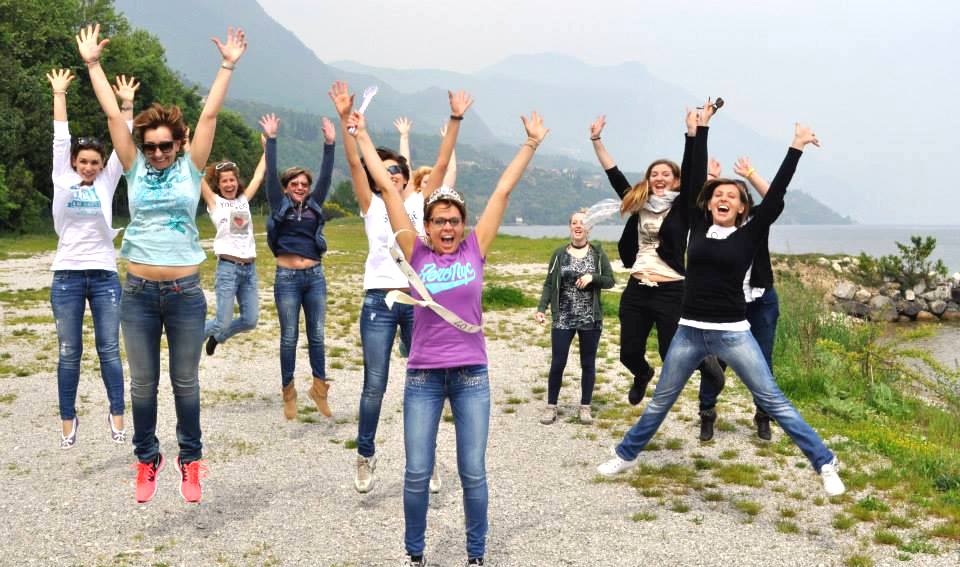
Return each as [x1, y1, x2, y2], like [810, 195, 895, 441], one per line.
[628, 367, 655, 406]
[699, 408, 717, 442]
[754, 411, 772, 441]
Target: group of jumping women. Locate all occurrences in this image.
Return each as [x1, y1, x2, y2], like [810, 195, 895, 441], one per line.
[48, 24, 844, 567]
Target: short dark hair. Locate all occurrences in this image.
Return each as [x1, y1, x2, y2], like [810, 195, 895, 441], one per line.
[281, 167, 313, 188]
[361, 147, 409, 192]
[70, 137, 107, 163]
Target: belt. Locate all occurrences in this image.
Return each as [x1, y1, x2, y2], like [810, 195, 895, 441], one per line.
[219, 257, 255, 266]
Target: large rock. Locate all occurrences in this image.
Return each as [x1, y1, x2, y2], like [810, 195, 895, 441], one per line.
[913, 282, 927, 296]
[854, 289, 873, 303]
[905, 290, 916, 301]
[942, 310, 960, 321]
[922, 286, 951, 302]
[930, 300, 948, 316]
[898, 300, 922, 318]
[916, 310, 938, 322]
[834, 281, 857, 300]
[868, 295, 898, 322]
[839, 300, 870, 319]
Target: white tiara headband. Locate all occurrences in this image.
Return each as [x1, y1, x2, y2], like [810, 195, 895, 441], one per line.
[425, 185, 464, 208]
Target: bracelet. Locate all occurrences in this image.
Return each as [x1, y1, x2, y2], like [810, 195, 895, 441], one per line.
[121, 104, 134, 111]
[53, 90, 67, 95]
[84, 57, 99, 67]
[590, 136, 601, 141]
[745, 167, 756, 177]
[449, 114, 464, 121]
[524, 137, 540, 151]
[221, 61, 236, 71]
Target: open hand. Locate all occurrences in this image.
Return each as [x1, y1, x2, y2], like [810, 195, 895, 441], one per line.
[321, 116, 336, 144]
[733, 156, 754, 178]
[46, 68, 75, 92]
[259, 113, 280, 138]
[521, 111, 549, 144]
[448, 90, 474, 117]
[394, 117, 411, 136]
[212, 27, 247, 65]
[75, 23, 109, 64]
[328, 81, 354, 119]
[589, 115, 606, 139]
[112, 74, 140, 104]
[708, 158, 722, 179]
[345, 111, 366, 136]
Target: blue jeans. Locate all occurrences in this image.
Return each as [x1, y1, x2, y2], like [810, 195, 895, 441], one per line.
[120, 273, 205, 464]
[615, 325, 835, 473]
[547, 326, 602, 406]
[50, 270, 124, 420]
[699, 287, 781, 414]
[274, 265, 326, 387]
[404, 365, 490, 559]
[357, 289, 414, 457]
[204, 259, 259, 344]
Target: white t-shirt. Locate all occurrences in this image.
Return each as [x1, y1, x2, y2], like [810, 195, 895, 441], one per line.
[209, 194, 256, 259]
[50, 121, 125, 272]
[361, 192, 425, 289]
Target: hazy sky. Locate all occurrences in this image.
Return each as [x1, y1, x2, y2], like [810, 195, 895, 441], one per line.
[257, 0, 960, 223]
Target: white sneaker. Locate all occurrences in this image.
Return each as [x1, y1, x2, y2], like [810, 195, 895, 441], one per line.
[820, 457, 845, 496]
[539, 404, 557, 425]
[429, 464, 442, 493]
[579, 405, 593, 424]
[597, 449, 639, 477]
[355, 454, 377, 493]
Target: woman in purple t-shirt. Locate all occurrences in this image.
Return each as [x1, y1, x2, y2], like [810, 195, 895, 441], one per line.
[347, 103, 549, 567]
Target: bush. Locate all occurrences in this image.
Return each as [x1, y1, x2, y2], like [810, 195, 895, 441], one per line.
[855, 235, 948, 288]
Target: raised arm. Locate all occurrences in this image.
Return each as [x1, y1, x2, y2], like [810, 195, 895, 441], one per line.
[48, 69, 74, 178]
[76, 24, 136, 170]
[190, 27, 247, 170]
[751, 124, 818, 228]
[684, 98, 718, 211]
[733, 156, 770, 197]
[200, 177, 217, 211]
[113, 74, 139, 122]
[329, 81, 374, 214]
[474, 112, 549, 256]
[347, 112, 417, 258]
[590, 115, 616, 170]
[242, 135, 267, 202]
[394, 117, 412, 164]
[421, 91, 472, 200]
[260, 114, 284, 212]
[310, 117, 336, 206]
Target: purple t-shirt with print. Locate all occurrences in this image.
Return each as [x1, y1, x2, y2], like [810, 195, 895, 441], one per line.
[407, 231, 486, 369]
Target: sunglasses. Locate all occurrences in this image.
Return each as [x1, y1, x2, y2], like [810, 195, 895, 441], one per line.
[141, 141, 176, 154]
[215, 161, 237, 170]
[75, 137, 104, 149]
[428, 217, 462, 228]
[386, 164, 403, 176]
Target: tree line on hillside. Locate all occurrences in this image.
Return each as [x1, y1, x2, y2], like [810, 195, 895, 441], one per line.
[0, 0, 260, 233]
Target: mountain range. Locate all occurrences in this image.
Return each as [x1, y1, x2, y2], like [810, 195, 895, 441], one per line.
[113, 0, 852, 225]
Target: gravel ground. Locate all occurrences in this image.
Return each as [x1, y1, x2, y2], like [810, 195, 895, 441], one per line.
[1, 253, 957, 567]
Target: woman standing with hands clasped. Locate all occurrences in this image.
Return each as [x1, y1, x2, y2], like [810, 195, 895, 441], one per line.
[347, 98, 548, 567]
[47, 68, 137, 449]
[77, 23, 247, 503]
[597, 112, 846, 497]
[535, 209, 615, 425]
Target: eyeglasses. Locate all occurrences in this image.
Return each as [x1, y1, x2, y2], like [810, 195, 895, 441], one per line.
[215, 161, 237, 170]
[386, 164, 403, 176]
[141, 141, 176, 154]
[428, 217, 462, 228]
[75, 137, 104, 149]
[287, 180, 310, 188]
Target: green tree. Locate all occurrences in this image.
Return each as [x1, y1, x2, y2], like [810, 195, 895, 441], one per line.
[328, 180, 358, 215]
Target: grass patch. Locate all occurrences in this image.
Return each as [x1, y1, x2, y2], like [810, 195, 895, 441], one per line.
[843, 556, 874, 567]
[631, 511, 656, 522]
[733, 499, 762, 517]
[872, 530, 903, 546]
[775, 521, 800, 534]
[713, 464, 763, 487]
[832, 514, 856, 530]
[482, 285, 536, 311]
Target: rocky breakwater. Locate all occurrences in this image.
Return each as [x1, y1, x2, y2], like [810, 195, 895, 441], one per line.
[820, 257, 960, 322]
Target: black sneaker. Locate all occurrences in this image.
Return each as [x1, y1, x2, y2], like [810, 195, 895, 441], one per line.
[205, 336, 218, 356]
[405, 555, 426, 567]
[754, 413, 772, 441]
[467, 558, 484, 566]
[628, 367, 655, 406]
[699, 408, 717, 442]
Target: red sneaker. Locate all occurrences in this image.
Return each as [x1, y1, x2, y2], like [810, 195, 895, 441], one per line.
[175, 457, 208, 503]
[134, 455, 164, 503]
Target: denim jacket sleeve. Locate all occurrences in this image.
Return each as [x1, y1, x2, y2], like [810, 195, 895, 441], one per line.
[265, 137, 283, 212]
[310, 142, 335, 206]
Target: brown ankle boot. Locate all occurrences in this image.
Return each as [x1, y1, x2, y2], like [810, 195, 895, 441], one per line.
[282, 382, 297, 420]
[308, 377, 331, 417]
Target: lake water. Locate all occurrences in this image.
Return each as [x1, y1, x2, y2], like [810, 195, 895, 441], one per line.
[498, 225, 960, 273]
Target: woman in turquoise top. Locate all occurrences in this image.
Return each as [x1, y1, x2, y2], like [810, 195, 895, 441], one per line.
[78, 23, 247, 504]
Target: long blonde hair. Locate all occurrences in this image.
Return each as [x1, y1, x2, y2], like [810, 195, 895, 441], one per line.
[620, 159, 681, 216]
